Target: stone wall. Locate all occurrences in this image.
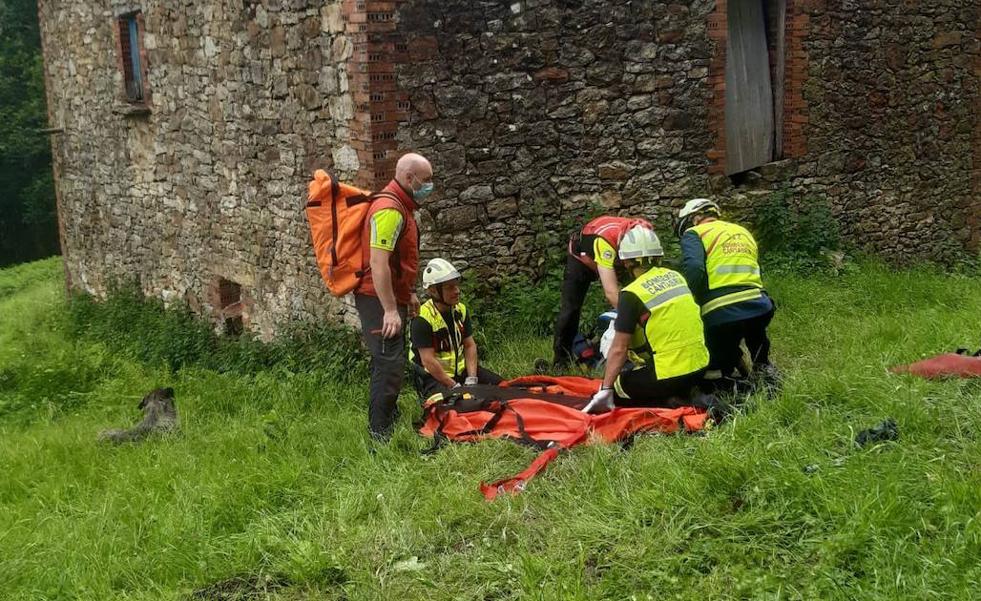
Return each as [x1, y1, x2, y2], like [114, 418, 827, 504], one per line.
[786, 0, 979, 259]
[397, 0, 721, 277]
[39, 0, 357, 338]
[398, 0, 979, 273]
[39, 0, 979, 336]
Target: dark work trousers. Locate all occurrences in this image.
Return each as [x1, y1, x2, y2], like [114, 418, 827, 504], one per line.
[615, 366, 707, 409]
[354, 294, 408, 440]
[552, 254, 598, 365]
[412, 365, 505, 400]
[704, 307, 775, 377]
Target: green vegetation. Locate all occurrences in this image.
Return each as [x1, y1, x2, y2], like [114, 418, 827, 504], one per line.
[68, 282, 367, 380]
[1, 257, 980, 600]
[0, 0, 58, 267]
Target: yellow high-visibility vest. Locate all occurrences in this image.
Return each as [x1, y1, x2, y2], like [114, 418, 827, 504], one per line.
[409, 299, 468, 377]
[622, 266, 709, 379]
[689, 220, 764, 315]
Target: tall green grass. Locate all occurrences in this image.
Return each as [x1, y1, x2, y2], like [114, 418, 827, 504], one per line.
[1, 257, 980, 600]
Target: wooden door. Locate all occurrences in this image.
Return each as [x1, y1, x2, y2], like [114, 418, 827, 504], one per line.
[725, 0, 774, 175]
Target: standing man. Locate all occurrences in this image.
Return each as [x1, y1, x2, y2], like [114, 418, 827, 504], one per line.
[552, 215, 652, 369]
[354, 152, 433, 440]
[675, 198, 778, 390]
[409, 258, 504, 398]
[582, 226, 710, 413]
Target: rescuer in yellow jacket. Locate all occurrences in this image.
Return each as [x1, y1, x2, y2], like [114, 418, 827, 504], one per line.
[676, 198, 778, 390]
[582, 226, 713, 414]
[409, 258, 503, 398]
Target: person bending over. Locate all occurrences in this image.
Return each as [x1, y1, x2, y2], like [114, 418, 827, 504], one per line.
[583, 226, 711, 414]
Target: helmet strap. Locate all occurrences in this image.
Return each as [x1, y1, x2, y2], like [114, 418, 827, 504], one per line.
[676, 215, 693, 238]
[431, 282, 460, 311]
[431, 284, 448, 308]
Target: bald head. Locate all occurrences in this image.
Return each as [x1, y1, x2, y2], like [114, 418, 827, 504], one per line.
[395, 153, 433, 191]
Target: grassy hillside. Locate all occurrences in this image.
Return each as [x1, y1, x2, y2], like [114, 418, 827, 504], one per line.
[1, 257, 980, 600]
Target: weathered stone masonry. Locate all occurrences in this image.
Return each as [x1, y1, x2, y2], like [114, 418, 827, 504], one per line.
[39, 1, 362, 337]
[38, 1, 979, 337]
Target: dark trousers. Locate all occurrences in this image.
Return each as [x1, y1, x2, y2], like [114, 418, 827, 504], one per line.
[552, 254, 597, 365]
[354, 294, 408, 440]
[704, 308, 775, 377]
[413, 365, 505, 399]
[615, 366, 708, 409]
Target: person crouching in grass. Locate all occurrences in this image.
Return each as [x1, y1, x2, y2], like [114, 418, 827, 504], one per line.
[409, 258, 503, 399]
[582, 226, 714, 414]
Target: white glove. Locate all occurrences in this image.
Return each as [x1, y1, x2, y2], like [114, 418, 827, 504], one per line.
[451, 382, 461, 389]
[464, 376, 479, 386]
[582, 387, 614, 414]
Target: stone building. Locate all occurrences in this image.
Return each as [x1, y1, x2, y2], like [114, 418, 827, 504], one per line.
[38, 0, 979, 337]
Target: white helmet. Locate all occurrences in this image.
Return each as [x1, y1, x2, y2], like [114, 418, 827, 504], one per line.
[618, 226, 664, 260]
[675, 198, 721, 237]
[422, 258, 461, 288]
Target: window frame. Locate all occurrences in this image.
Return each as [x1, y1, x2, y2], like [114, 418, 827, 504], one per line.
[115, 10, 149, 106]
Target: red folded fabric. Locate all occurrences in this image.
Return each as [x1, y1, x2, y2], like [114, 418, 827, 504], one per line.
[890, 354, 981, 379]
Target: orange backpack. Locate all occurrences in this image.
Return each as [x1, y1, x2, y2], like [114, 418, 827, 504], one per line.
[305, 170, 374, 297]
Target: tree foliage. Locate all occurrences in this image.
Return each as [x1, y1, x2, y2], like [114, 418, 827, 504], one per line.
[0, 0, 58, 267]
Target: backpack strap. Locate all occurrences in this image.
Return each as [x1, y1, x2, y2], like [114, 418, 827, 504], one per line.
[370, 190, 409, 214]
[327, 172, 341, 268]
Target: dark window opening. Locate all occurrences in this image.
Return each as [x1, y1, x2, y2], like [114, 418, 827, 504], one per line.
[217, 278, 243, 336]
[727, 169, 765, 187]
[118, 12, 145, 103]
[224, 316, 244, 336]
[219, 279, 241, 307]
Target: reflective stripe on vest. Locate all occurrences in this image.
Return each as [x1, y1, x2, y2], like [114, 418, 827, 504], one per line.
[623, 267, 709, 380]
[715, 265, 761, 275]
[409, 299, 468, 377]
[700, 288, 763, 316]
[644, 286, 690, 309]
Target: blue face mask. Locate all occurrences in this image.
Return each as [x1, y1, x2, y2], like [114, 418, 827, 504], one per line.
[413, 181, 434, 201]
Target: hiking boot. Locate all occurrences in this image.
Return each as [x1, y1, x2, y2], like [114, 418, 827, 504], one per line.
[692, 392, 733, 425]
[755, 363, 783, 390]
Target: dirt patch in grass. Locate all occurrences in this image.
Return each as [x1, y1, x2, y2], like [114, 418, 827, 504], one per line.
[189, 573, 292, 600]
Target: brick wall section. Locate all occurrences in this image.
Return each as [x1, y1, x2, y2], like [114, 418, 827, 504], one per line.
[706, 1, 727, 175]
[344, 0, 412, 189]
[782, 0, 809, 158]
[792, 0, 978, 259]
[38, 0, 361, 338]
[395, 0, 719, 278]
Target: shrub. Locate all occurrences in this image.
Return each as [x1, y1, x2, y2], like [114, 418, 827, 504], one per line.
[753, 191, 843, 271]
[68, 282, 367, 381]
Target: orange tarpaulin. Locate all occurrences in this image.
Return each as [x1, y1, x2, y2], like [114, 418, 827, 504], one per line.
[419, 376, 709, 500]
